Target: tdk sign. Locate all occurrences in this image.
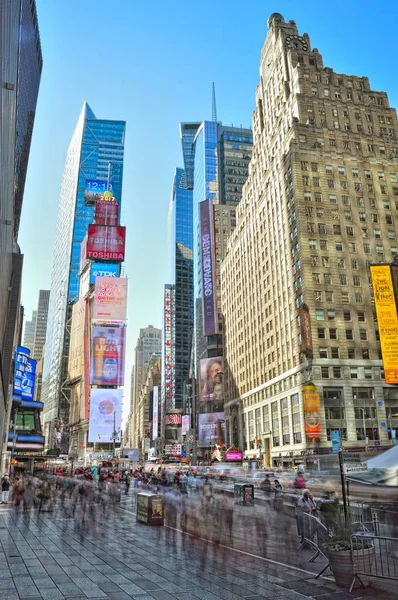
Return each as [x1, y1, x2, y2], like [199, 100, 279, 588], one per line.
[90, 263, 119, 284]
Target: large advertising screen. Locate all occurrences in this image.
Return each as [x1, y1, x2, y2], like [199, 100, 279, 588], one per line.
[181, 415, 190, 435]
[93, 277, 128, 324]
[370, 265, 398, 385]
[152, 386, 159, 440]
[84, 180, 115, 204]
[165, 413, 182, 426]
[14, 346, 37, 402]
[95, 200, 119, 226]
[200, 357, 223, 403]
[68, 298, 86, 381]
[90, 326, 126, 386]
[303, 383, 322, 440]
[200, 200, 217, 336]
[198, 412, 226, 446]
[87, 224, 126, 262]
[90, 263, 119, 285]
[88, 388, 122, 443]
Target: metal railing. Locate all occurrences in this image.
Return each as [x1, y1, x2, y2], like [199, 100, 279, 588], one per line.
[297, 511, 330, 576]
[350, 532, 398, 592]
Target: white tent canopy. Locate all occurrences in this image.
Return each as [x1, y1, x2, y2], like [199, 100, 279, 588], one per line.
[367, 445, 398, 469]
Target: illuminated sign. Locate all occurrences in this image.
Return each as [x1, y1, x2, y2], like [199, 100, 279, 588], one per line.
[165, 413, 182, 426]
[152, 386, 159, 440]
[181, 415, 190, 435]
[90, 263, 119, 285]
[87, 224, 126, 261]
[225, 451, 243, 462]
[370, 264, 398, 385]
[95, 200, 119, 226]
[299, 303, 313, 359]
[200, 200, 217, 336]
[198, 412, 226, 446]
[14, 346, 37, 402]
[162, 285, 175, 412]
[88, 388, 122, 443]
[303, 383, 322, 440]
[93, 277, 128, 324]
[199, 357, 223, 403]
[91, 326, 126, 386]
[165, 444, 181, 455]
[84, 180, 115, 204]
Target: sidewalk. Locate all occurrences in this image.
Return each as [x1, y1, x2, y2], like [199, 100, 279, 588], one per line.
[0, 502, 396, 600]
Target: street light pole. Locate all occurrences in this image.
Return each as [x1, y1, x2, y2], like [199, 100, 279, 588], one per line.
[358, 408, 368, 452]
[111, 410, 119, 459]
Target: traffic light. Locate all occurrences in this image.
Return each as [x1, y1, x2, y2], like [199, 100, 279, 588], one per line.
[189, 448, 193, 456]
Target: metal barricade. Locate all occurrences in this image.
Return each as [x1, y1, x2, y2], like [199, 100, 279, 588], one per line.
[298, 512, 330, 574]
[350, 532, 398, 592]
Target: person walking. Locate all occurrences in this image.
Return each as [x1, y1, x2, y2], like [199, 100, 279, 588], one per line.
[296, 488, 318, 543]
[1, 475, 10, 504]
[273, 479, 284, 511]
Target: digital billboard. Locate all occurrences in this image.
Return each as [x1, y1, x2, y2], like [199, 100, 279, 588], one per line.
[200, 357, 223, 403]
[68, 298, 86, 381]
[181, 414, 190, 435]
[95, 200, 119, 226]
[87, 224, 126, 261]
[303, 383, 322, 440]
[14, 346, 37, 402]
[90, 263, 119, 285]
[162, 285, 175, 412]
[165, 413, 182, 426]
[90, 326, 126, 386]
[200, 200, 217, 336]
[93, 277, 128, 324]
[84, 180, 115, 204]
[370, 265, 398, 385]
[299, 303, 313, 359]
[152, 386, 159, 440]
[198, 412, 226, 446]
[88, 388, 122, 443]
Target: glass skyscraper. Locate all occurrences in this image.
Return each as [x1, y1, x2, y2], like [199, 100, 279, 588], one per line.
[41, 103, 125, 442]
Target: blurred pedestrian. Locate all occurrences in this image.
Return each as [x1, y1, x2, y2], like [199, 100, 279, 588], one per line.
[1, 474, 10, 504]
[273, 479, 284, 511]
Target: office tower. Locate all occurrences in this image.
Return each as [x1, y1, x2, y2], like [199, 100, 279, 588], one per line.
[167, 168, 194, 409]
[131, 326, 162, 420]
[32, 290, 50, 361]
[41, 102, 125, 444]
[0, 0, 42, 465]
[135, 353, 161, 459]
[221, 14, 398, 468]
[23, 311, 37, 351]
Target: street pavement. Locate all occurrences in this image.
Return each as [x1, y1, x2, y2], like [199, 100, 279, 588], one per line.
[0, 493, 396, 600]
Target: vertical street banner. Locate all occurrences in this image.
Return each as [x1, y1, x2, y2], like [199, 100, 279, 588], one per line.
[370, 265, 398, 385]
[68, 298, 86, 381]
[303, 383, 322, 440]
[299, 303, 313, 358]
[84, 299, 91, 420]
[200, 200, 217, 336]
[152, 386, 159, 440]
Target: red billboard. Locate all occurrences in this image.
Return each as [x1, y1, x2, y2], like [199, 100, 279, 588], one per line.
[95, 200, 119, 226]
[87, 224, 125, 261]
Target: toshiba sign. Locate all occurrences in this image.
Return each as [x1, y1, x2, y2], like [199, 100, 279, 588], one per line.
[87, 224, 126, 262]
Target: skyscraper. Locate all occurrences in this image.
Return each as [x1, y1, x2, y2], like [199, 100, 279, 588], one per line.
[32, 290, 50, 361]
[0, 0, 42, 463]
[221, 14, 398, 468]
[23, 310, 37, 351]
[41, 103, 125, 444]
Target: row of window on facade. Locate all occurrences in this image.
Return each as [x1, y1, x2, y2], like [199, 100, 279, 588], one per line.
[297, 134, 394, 155]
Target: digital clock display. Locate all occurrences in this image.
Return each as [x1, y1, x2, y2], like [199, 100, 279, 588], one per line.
[84, 179, 115, 204]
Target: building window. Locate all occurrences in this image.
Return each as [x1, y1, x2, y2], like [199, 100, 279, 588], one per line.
[355, 293, 364, 304]
[331, 347, 339, 359]
[334, 225, 342, 235]
[329, 328, 337, 340]
[319, 347, 328, 358]
[333, 367, 341, 379]
[325, 165, 333, 174]
[329, 194, 337, 204]
[362, 349, 370, 359]
[340, 274, 347, 285]
[341, 293, 349, 303]
[335, 242, 343, 251]
[360, 329, 368, 341]
[313, 273, 321, 284]
[353, 276, 361, 287]
[344, 311, 351, 321]
[318, 328, 326, 339]
[321, 367, 329, 378]
[346, 329, 353, 340]
[299, 134, 307, 143]
[328, 310, 336, 320]
[350, 368, 358, 379]
[309, 239, 317, 249]
[320, 240, 328, 250]
[326, 292, 334, 302]
[352, 259, 359, 269]
[325, 407, 345, 419]
[316, 309, 324, 320]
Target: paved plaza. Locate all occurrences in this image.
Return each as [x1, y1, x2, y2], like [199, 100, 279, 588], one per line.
[0, 498, 395, 600]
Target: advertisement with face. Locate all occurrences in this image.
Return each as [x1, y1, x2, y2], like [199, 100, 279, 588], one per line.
[88, 388, 122, 443]
[90, 263, 120, 285]
[90, 326, 126, 386]
[95, 200, 119, 226]
[200, 357, 223, 403]
[87, 224, 126, 262]
[84, 180, 115, 204]
[93, 277, 127, 323]
[198, 412, 226, 446]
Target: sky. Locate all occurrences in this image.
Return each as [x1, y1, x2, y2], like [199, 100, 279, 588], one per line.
[19, 0, 398, 422]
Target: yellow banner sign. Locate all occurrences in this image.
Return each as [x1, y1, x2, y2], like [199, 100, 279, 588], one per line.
[303, 383, 322, 439]
[370, 265, 398, 385]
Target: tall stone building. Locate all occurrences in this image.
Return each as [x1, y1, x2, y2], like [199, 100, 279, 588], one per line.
[221, 14, 398, 468]
[23, 310, 37, 351]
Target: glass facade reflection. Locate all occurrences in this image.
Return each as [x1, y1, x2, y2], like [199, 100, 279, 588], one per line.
[42, 103, 125, 429]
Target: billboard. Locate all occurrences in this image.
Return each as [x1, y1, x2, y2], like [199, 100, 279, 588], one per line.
[181, 414, 190, 435]
[200, 200, 217, 336]
[93, 277, 128, 324]
[88, 388, 122, 443]
[165, 413, 182, 426]
[303, 383, 322, 440]
[90, 263, 119, 285]
[14, 346, 36, 402]
[299, 303, 313, 359]
[87, 224, 126, 261]
[225, 451, 243, 462]
[165, 444, 181, 455]
[370, 265, 398, 385]
[162, 285, 175, 412]
[68, 298, 86, 381]
[198, 412, 226, 446]
[84, 180, 115, 204]
[152, 386, 159, 440]
[200, 357, 223, 403]
[83, 299, 90, 420]
[90, 326, 126, 386]
[95, 200, 119, 226]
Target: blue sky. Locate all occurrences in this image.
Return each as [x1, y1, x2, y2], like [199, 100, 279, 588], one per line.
[20, 0, 398, 418]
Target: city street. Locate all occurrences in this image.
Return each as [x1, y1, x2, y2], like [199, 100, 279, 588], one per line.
[0, 495, 394, 600]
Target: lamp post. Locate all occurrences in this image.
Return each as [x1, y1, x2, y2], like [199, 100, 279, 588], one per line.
[358, 408, 368, 452]
[111, 410, 120, 459]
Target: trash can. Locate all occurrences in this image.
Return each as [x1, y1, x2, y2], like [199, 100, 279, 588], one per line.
[234, 483, 254, 506]
[136, 492, 164, 525]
